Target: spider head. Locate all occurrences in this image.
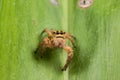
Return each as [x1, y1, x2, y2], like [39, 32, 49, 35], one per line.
[52, 30, 66, 37]
[53, 30, 65, 35]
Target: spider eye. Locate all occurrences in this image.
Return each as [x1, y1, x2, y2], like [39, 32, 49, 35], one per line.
[56, 31, 59, 34]
[63, 32, 65, 34]
[60, 32, 63, 35]
[53, 31, 56, 34]
[60, 31, 63, 34]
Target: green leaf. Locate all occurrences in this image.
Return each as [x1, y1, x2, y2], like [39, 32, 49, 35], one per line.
[0, 0, 120, 80]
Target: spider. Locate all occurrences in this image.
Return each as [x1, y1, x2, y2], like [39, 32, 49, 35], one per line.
[34, 29, 76, 71]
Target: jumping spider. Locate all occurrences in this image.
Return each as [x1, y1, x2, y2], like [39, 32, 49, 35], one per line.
[34, 29, 76, 71]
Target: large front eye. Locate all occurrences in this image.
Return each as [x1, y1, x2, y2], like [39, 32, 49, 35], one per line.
[60, 32, 63, 35]
[60, 31, 63, 35]
[60, 32, 64, 35]
[56, 31, 59, 34]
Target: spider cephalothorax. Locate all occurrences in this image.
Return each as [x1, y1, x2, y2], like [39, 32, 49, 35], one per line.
[35, 29, 76, 71]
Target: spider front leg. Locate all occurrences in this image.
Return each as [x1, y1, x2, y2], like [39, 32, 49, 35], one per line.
[62, 46, 73, 71]
[34, 42, 46, 57]
[40, 46, 47, 58]
[34, 29, 46, 54]
[34, 42, 41, 54]
[34, 37, 49, 58]
[40, 28, 54, 37]
[65, 33, 76, 48]
[39, 38, 50, 58]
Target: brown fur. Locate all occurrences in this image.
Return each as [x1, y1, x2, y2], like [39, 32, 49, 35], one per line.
[35, 29, 75, 71]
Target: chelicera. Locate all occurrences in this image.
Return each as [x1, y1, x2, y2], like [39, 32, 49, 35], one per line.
[34, 29, 76, 71]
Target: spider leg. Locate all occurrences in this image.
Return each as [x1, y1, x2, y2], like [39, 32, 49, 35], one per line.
[40, 28, 50, 35]
[41, 37, 52, 58]
[40, 28, 54, 37]
[35, 37, 50, 58]
[34, 42, 45, 56]
[40, 46, 47, 58]
[62, 46, 73, 71]
[65, 33, 76, 48]
[34, 47, 39, 54]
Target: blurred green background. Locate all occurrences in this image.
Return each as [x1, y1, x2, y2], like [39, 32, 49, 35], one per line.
[0, 0, 120, 80]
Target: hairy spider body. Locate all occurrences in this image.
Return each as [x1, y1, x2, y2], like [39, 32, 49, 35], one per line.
[35, 29, 75, 71]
